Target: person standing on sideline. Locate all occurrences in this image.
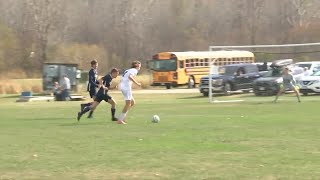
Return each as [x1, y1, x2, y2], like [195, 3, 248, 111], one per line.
[77, 68, 119, 121]
[117, 61, 142, 124]
[80, 60, 99, 118]
[60, 74, 71, 101]
[273, 67, 301, 103]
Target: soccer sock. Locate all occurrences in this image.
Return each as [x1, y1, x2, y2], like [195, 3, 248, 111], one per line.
[274, 94, 279, 102]
[81, 106, 91, 114]
[88, 110, 94, 117]
[111, 108, 116, 118]
[118, 112, 127, 121]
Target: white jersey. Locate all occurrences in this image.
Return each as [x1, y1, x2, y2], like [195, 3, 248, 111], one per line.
[120, 68, 138, 90]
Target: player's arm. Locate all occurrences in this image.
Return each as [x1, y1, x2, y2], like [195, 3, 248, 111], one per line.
[97, 76, 109, 90]
[129, 75, 141, 86]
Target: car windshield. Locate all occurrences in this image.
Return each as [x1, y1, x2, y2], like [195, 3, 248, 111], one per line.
[151, 59, 177, 71]
[263, 68, 282, 77]
[311, 71, 320, 76]
[218, 66, 238, 75]
[296, 63, 312, 69]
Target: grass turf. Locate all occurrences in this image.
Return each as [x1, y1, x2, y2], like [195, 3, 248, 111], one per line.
[0, 93, 319, 179]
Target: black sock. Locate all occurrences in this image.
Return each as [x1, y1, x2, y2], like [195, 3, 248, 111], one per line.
[88, 110, 94, 117]
[82, 106, 91, 114]
[111, 108, 116, 118]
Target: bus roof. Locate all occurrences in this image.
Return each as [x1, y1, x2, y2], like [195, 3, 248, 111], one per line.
[155, 50, 254, 60]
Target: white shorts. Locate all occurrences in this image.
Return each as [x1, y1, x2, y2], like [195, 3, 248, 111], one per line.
[121, 89, 133, 100]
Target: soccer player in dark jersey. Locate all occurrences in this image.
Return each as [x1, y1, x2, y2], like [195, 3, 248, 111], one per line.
[80, 60, 99, 118]
[77, 68, 119, 121]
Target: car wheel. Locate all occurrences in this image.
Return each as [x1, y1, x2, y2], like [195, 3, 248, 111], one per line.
[224, 83, 231, 96]
[203, 92, 209, 96]
[165, 84, 171, 89]
[303, 93, 308, 96]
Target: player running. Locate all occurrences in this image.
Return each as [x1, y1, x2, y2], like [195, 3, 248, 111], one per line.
[77, 68, 119, 121]
[80, 60, 99, 118]
[117, 61, 142, 124]
[273, 67, 301, 103]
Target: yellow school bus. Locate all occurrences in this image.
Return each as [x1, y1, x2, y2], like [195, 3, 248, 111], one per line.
[148, 50, 255, 89]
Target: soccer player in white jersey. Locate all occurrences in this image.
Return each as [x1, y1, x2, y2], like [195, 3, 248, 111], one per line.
[117, 61, 142, 124]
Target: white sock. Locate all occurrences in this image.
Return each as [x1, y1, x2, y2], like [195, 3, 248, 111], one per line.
[118, 112, 127, 121]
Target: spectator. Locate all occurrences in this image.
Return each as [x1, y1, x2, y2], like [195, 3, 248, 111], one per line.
[261, 62, 268, 71]
[53, 81, 62, 101]
[60, 74, 71, 101]
[303, 67, 311, 76]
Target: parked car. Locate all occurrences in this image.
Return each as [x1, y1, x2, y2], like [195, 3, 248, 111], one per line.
[296, 61, 320, 73]
[199, 63, 261, 96]
[253, 59, 304, 96]
[298, 71, 320, 95]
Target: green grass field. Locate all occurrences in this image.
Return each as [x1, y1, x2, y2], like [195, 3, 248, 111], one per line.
[0, 92, 319, 179]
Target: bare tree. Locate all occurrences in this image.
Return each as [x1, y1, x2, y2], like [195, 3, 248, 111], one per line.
[26, 0, 66, 68]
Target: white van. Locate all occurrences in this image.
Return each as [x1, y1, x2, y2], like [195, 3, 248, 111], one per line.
[295, 61, 320, 73]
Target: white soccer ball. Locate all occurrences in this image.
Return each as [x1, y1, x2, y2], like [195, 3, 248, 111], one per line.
[152, 115, 160, 123]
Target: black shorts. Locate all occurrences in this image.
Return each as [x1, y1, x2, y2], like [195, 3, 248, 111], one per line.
[88, 88, 97, 98]
[94, 91, 112, 103]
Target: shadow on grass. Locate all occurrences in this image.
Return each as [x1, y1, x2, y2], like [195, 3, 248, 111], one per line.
[18, 117, 72, 121]
[177, 95, 207, 99]
[59, 121, 108, 126]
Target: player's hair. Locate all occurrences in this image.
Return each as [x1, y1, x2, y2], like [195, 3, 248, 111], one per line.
[91, 59, 98, 66]
[110, 68, 119, 74]
[131, 60, 141, 68]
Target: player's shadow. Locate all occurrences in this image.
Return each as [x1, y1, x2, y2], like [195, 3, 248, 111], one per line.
[18, 117, 71, 121]
[59, 121, 106, 126]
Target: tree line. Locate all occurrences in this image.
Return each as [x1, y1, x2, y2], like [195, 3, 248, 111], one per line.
[0, 0, 319, 77]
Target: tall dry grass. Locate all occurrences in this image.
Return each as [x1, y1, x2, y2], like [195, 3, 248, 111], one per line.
[0, 74, 153, 95]
[0, 79, 42, 94]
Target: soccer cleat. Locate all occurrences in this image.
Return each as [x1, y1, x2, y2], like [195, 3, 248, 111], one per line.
[117, 120, 127, 124]
[112, 117, 118, 121]
[77, 112, 82, 121]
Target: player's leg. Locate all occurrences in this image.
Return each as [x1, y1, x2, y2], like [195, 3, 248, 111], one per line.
[117, 100, 131, 124]
[106, 94, 118, 121]
[130, 97, 135, 107]
[117, 90, 132, 124]
[80, 89, 96, 111]
[273, 87, 284, 103]
[107, 99, 117, 121]
[87, 93, 96, 118]
[77, 101, 100, 121]
[293, 87, 301, 102]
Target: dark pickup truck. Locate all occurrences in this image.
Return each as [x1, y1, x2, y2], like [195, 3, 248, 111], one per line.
[199, 64, 261, 96]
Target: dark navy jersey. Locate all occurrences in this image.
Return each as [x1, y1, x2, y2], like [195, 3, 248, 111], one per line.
[87, 68, 98, 91]
[97, 74, 113, 94]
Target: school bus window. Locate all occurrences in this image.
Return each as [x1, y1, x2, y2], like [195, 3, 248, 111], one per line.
[204, 58, 209, 66]
[199, 59, 203, 66]
[195, 59, 199, 66]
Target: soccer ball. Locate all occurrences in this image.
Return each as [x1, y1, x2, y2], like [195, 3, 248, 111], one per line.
[152, 115, 160, 123]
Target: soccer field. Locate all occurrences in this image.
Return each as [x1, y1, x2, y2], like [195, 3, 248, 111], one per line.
[0, 93, 319, 179]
